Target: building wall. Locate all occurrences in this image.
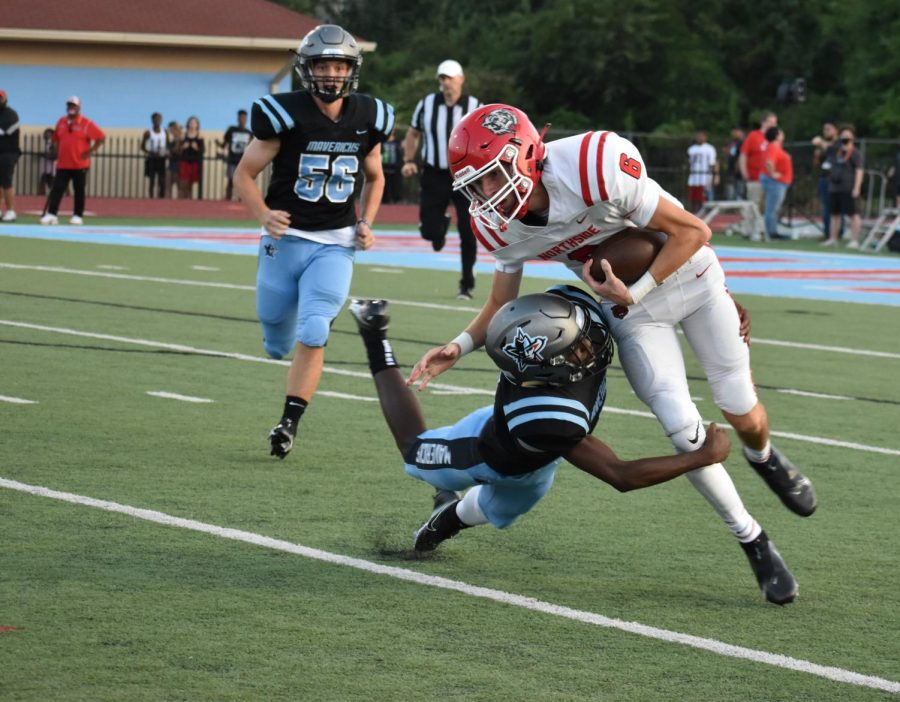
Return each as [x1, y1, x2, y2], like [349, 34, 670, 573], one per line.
[1, 40, 292, 130]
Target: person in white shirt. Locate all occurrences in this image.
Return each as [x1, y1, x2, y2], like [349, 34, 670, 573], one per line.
[407, 104, 817, 605]
[686, 130, 718, 212]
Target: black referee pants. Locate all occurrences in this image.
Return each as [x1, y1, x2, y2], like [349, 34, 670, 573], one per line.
[419, 166, 477, 290]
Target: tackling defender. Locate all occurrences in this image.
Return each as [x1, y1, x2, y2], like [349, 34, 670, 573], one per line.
[349, 292, 794, 604]
[234, 25, 394, 459]
[408, 104, 815, 604]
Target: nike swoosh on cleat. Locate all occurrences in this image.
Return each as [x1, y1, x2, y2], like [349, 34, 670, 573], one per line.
[696, 264, 712, 278]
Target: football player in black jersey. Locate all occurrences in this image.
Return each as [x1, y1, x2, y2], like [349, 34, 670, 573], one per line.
[347, 289, 794, 604]
[233, 25, 395, 460]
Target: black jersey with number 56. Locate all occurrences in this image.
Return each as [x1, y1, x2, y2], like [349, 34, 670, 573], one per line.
[250, 91, 395, 231]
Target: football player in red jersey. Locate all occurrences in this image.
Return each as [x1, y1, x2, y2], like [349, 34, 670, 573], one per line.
[408, 104, 815, 605]
[234, 25, 393, 460]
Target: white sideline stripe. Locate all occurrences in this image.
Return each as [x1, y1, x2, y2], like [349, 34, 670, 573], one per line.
[369, 267, 404, 274]
[0, 394, 37, 404]
[318, 390, 377, 402]
[146, 391, 213, 403]
[2, 319, 898, 458]
[95, 264, 127, 270]
[778, 389, 854, 401]
[2, 262, 897, 357]
[191, 265, 220, 271]
[0, 477, 896, 694]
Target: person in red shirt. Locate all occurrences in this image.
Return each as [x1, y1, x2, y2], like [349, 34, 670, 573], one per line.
[760, 127, 793, 240]
[40, 96, 105, 225]
[738, 111, 777, 237]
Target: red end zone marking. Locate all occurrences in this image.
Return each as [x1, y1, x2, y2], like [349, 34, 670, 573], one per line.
[847, 287, 900, 294]
[726, 269, 900, 281]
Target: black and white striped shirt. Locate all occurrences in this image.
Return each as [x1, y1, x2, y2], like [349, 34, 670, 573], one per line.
[410, 93, 482, 170]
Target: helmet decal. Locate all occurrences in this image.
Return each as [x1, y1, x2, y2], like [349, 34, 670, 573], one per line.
[482, 108, 518, 135]
[503, 327, 548, 372]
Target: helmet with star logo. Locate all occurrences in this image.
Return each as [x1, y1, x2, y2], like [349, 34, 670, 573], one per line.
[485, 291, 613, 386]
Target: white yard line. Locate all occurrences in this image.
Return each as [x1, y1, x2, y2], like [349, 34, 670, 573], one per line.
[0, 476, 896, 694]
[95, 264, 128, 270]
[146, 391, 214, 403]
[1, 319, 898, 457]
[191, 265, 220, 271]
[777, 389, 854, 401]
[3, 262, 897, 358]
[0, 394, 37, 404]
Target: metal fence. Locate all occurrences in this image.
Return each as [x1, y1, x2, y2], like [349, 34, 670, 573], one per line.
[14, 130, 899, 218]
[14, 132, 272, 202]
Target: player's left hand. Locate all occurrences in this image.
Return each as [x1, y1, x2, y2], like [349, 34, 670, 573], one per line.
[356, 221, 375, 250]
[734, 299, 751, 345]
[582, 258, 633, 306]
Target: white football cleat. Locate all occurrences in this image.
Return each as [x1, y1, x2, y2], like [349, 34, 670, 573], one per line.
[1, 210, 16, 222]
[40, 213, 59, 225]
[69, 215, 83, 225]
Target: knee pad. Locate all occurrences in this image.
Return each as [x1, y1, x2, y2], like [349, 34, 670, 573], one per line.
[709, 366, 758, 416]
[262, 337, 292, 360]
[670, 420, 707, 454]
[298, 315, 331, 348]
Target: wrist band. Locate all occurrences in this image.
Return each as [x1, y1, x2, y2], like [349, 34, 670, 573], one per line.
[627, 271, 658, 305]
[357, 218, 369, 226]
[450, 331, 474, 356]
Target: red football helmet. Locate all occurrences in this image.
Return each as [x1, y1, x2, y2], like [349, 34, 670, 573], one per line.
[449, 104, 546, 229]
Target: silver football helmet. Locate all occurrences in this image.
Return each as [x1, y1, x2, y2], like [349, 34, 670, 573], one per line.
[485, 291, 614, 386]
[294, 25, 362, 103]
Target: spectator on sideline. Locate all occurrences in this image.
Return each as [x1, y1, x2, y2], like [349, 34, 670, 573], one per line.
[886, 142, 900, 207]
[40, 96, 105, 226]
[218, 109, 251, 201]
[686, 130, 718, 212]
[166, 121, 182, 199]
[141, 112, 169, 199]
[739, 111, 777, 236]
[178, 116, 204, 199]
[760, 128, 793, 240]
[39, 127, 57, 196]
[723, 127, 745, 200]
[0, 89, 20, 222]
[402, 60, 482, 299]
[812, 122, 838, 241]
[381, 127, 404, 203]
[822, 125, 864, 248]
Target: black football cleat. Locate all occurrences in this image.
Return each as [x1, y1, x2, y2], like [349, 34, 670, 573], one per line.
[740, 531, 798, 605]
[414, 496, 463, 552]
[745, 446, 817, 516]
[432, 488, 461, 510]
[349, 298, 390, 333]
[269, 418, 297, 459]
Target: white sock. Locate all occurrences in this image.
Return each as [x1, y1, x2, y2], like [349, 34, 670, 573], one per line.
[456, 486, 489, 526]
[735, 517, 762, 543]
[743, 441, 772, 463]
[685, 463, 756, 538]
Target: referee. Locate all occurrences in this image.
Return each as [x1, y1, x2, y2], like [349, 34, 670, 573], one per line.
[402, 60, 482, 299]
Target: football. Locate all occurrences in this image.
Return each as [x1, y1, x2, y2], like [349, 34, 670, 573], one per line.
[588, 228, 667, 284]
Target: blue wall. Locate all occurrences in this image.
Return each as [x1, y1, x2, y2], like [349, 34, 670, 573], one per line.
[2, 64, 291, 131]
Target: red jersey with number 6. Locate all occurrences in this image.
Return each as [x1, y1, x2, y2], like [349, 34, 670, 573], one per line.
[469, 131, 681, 275]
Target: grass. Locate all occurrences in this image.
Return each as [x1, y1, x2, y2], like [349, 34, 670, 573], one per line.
[0, 234, 898, 701]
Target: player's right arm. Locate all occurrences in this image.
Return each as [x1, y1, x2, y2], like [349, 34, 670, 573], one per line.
[232, 137, 291, 239]
[564, 423, 731, 492]
[401, 127, 421, 177]
[407, 267, 523, 390]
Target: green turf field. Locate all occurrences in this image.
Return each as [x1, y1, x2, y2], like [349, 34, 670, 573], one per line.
[1, 236, 898, 701]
